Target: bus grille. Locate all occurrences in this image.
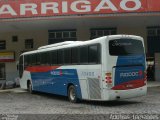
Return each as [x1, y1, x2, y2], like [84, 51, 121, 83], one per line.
[88, 78, 101, 99]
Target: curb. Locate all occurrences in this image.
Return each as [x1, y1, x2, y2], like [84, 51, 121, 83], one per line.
[0, 88, 27, 93]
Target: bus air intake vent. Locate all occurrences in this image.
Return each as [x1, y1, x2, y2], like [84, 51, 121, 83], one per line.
[88, 78, 101, 99]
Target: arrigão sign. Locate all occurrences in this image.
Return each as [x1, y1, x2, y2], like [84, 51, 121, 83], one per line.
[0, 0, 160, 19]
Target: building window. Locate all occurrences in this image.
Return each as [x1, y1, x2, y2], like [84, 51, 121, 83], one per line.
[0, 63, 5, 80]
[90, 28, 117, 39]
[12, 36, 18, 42]
[147, 27, 160, 36]
[25, 39, 33, 49]
[48, 30, 77, 44]
[0, 41, 6, 50]
[147, 27, 160, 57]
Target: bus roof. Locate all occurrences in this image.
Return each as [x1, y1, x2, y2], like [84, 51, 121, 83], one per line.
[38, 41, 82, 50]
[21, 35, 143, 56]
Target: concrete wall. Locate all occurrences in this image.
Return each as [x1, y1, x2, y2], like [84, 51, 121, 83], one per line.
[77, 26, 90, 41]
[0, 30, 48, 81]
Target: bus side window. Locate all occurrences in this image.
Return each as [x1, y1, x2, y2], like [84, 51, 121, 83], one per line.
[88, 44, 100, 64]
[57, 50, 64, 65]
[71, 47, 79, 64]
[36, 53, 41, 65]
[46, 52, 51, 65]
[40, 52, 48, 65]
[44, 52, 50, 65]
[64, 48, 71, 64]
[27, 55, 31, 66]
[80, 46, 88, 64]
[51, 50, 57, 65]
[32, 54, 37, 65]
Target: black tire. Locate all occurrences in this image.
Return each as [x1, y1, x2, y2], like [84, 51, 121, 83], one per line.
[68, 85, 79, 103]
[28, 81, 33, 94]
[13, 82, 16, 88]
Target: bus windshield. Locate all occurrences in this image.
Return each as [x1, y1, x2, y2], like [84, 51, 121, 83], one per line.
[109, 39, 144, 56]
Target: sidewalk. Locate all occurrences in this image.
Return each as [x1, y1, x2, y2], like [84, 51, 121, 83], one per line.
[147, 81, 160, 88]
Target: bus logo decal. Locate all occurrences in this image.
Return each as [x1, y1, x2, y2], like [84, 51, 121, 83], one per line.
[120, 71, 142, 78]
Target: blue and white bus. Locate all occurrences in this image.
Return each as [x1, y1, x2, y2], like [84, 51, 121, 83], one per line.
[19, 35, 147, 103]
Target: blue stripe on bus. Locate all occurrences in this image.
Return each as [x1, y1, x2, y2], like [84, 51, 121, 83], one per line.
[30, 68, 82, 99]
[115, 55, 145, 86]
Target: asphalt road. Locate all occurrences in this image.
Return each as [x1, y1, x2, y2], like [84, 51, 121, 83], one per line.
[0, 87, 160, 120]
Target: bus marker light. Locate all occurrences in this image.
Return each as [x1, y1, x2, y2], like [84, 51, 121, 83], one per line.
[106, 73, 111, 76]
[105, 72, 112, 84]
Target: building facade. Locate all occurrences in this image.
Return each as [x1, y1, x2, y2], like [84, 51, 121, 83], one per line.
[0, 0, 160, 83]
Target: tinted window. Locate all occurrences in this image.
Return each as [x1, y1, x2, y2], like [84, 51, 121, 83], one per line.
[71, 47, 79, 64]
[40, 52, 48, 65]
[51, 51, 57, 65]
[80, 46, 88, 63]
[28, 55, 32, 66]
[57, 50, 63, 64]
[89, 45, 100, 63]
[37, 53, 41, 65]
[64, 49, 71, 64]
[109, 39, 144, 56]
[46, 52, 51, 65]
[32, 54, 37, 65]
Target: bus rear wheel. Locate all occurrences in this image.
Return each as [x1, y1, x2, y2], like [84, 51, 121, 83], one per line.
[68, 85, 79, 103]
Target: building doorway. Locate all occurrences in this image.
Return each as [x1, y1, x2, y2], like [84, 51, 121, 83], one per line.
[147, 27, 160, 81]
[0, 63, 6, 80]
[147, 27, 160, 56]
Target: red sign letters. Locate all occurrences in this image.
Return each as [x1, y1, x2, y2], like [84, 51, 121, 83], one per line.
[0, 0, 160, 19]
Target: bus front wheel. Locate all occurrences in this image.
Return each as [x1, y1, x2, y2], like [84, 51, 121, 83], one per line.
[68, 85, 79, 103]
[28, 81, 33, 94]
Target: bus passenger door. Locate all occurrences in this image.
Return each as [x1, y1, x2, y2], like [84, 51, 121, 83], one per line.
[19, 56, 24, 78]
